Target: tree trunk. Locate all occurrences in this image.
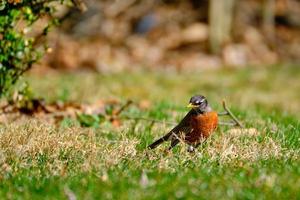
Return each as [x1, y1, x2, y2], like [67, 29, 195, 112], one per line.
[262, 0, 275, 40]
[209, 0, 236, 54]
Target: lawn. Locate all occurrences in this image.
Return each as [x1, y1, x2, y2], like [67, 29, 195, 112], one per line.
[0, 66, 299, 199]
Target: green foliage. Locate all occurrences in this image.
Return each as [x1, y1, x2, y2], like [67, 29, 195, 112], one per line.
[76, 113, 105, 127]
[0, 0, 71, 97]
[76, 104, 122, 127]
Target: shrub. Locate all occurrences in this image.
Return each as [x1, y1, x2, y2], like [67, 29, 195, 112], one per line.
[0, 0, 75, 97]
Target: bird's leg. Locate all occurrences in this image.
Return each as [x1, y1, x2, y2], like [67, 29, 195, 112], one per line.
[187, 145, 195, 153]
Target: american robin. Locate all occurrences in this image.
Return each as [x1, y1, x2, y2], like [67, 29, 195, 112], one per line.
[148, 95, 218, 150]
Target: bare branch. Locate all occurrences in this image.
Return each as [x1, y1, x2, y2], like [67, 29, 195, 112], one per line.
[113, 100, 133, 116]
[218, 121, 237, 126]
[222, 100, 244, 128]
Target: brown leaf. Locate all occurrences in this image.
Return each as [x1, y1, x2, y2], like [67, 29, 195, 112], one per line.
[139, 100, 151, 110]
[111, 118, 122, 127]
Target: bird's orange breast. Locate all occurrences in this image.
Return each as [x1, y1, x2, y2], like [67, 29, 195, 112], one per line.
[185, 111, 218, 144]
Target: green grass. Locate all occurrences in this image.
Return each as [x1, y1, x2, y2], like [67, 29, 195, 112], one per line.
[0, 66, 299, 199]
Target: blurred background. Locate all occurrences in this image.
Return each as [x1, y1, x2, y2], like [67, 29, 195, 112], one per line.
[1, 1, 300, 198]
[36, 0, 300, 73]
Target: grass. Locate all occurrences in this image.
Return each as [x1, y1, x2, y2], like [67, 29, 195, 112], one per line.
[0, 65, 299, 199]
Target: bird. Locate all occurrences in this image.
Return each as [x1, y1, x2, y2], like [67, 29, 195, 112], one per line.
[148, 95, 218, 151]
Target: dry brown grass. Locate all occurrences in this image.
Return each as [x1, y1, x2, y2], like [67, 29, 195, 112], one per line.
[0, 120, 298, 176]
[148, 127, 299, 171]
[205, 128, 282, 163]
[0, 120, 139, 175]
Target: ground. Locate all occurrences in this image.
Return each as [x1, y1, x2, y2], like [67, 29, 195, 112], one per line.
[0, 66, 299, 199]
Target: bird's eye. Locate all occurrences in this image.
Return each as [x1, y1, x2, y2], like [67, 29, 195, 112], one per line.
[195, 101, 200, 104]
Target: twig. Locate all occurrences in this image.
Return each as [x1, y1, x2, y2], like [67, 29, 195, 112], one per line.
[114, 100, 133, 116]
[218, 112, 229, 116]
[222, 100, 244, 128]
[218, 121, 237, 126]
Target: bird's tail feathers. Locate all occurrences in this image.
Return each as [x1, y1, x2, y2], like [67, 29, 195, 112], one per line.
[148, 134, 170, 149]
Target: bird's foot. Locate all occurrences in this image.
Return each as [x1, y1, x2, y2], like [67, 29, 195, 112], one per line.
[187, 145, 195, 153]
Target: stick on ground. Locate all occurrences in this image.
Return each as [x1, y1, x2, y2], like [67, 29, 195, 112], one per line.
[221, 100, 244, 128]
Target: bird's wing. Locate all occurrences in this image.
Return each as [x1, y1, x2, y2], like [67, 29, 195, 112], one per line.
[164, 109, 196, 140]
[147, 110, 197, 149]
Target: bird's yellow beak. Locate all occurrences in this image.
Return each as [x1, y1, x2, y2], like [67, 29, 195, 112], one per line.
[187, 103, 198, 108]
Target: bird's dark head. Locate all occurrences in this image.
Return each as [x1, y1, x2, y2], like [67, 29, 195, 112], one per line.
[187, 95, 211, 113]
